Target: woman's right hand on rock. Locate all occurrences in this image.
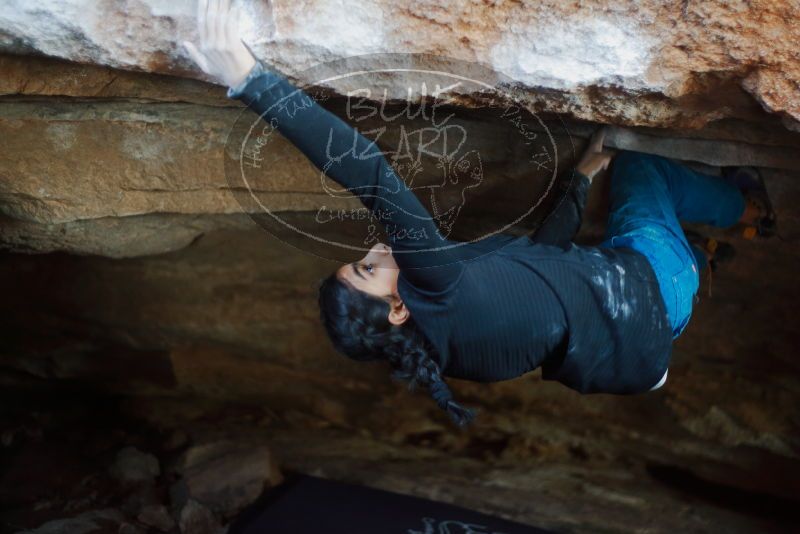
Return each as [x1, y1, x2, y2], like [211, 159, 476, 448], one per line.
[183, 0, 257, 89]
[576, 126, 613, 181]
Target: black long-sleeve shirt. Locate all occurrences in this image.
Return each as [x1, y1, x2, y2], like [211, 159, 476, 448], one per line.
[228, 60, 674, 394]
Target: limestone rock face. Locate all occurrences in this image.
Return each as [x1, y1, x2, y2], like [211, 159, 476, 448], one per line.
[2, 2, 800, 258]
[173, 440, 283, 519]
[109, 446, 161, 483]
[1, 52, 799, 258]
[1, 5, 800, 532]
[0, 0, 798, 130]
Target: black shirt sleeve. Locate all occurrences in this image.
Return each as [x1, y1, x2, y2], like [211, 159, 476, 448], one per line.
[227, 60, 464, 293]
[531, 170, 590, 247]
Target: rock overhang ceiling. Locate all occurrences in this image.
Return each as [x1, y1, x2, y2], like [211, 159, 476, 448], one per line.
[0, 0, 798, 130]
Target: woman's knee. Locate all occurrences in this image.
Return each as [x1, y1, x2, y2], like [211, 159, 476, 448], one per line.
[611, 150, 670, 191]
[609, 150, 649, 191]
[615, 150, 660, 168]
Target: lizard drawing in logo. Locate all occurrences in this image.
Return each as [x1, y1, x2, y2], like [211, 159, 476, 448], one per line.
[319, 127, 485, 244]
[421, 148, 484, 238]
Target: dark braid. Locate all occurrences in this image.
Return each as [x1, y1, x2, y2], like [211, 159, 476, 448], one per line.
[318, 272, 478, 427]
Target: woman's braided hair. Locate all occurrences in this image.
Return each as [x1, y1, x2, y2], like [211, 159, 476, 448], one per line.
[318, 272, 478, 427]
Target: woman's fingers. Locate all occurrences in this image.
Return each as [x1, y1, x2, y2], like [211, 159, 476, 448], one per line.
[183, 40, 209, 73]
[225, 1, 239, 49]
[197, 0, 208, 46]
[596, 127, 606, 150]
[219, 0, 232, 48]
[576, 151, 613, 179]
[207, 0, 218, 49]
[600, 151, 612, 170]
[187, 0, 256, 87]
[589, 127, 606, 153]
[591, 152, 612, 171]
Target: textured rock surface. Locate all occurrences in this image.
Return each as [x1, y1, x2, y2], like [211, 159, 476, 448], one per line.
[110, 446, 161, 483]
[18, 509, 127, 534]
[2, 54, 800, 257]
[177, 500, 223, 534]
[2, 206, 799, 531]
[136, 505, 175, 532]
[1, 0, 799, 130]
[1, 3, 799, 533]
[173, 440, 283, 519]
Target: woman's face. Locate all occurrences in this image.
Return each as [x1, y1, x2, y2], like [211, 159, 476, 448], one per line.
[336, 242, 400, 300]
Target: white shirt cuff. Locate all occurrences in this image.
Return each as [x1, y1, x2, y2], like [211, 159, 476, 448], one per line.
[649, 368, 668, 391]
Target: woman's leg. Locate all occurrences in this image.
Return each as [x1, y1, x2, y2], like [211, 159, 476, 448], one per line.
[604, 151, 684, 241]
[635, 154, 746, 228]
[690, 243, 709, 272]
[602, 150, 701, 340]
[615, 152, 748, 274]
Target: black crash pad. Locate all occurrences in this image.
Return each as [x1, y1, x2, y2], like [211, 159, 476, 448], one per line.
[228, 472, 553, 534]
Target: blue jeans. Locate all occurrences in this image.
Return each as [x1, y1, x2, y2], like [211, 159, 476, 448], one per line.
[600, 151, 745, 339]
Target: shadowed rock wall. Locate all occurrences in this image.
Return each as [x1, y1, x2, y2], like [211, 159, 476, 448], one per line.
[1, 2, 800, 531]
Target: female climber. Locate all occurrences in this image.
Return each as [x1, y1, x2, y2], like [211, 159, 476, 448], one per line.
[184, 0, 776, 427]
